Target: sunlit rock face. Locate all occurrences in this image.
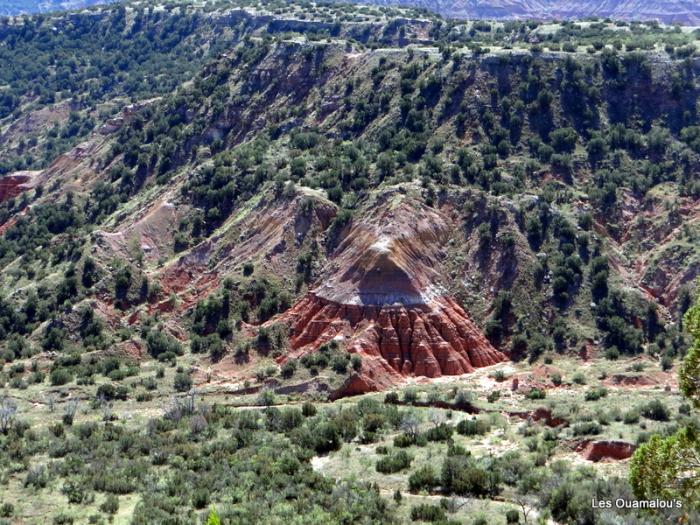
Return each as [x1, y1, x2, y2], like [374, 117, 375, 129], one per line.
[274, 190, 506, 396]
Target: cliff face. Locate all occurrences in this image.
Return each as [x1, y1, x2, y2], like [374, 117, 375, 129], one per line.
[351, 0, 700, 24]
[273, 191, 506, 395]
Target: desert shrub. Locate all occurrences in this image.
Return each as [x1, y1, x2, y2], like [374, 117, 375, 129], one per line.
[572, 421, 601, 436]
[605, 346, 620, 360]
[301, 402, 317, 417]
[50, 368, 72, 386]
[584, 387, 608, 401]
[96, 383, 127, 401]
[623, 409, 640, 424]
[454, 389, 475, 407]
[192, 488, 210, 509]
[394, 432, 427, 448]
[280, 360, 296, 379]
[100, 495, 119, 515]
[384, 392, 399, 404]
[376, 450, 412, 474]
[640, 399, 670, 421]
[24, 464, 48, 488]
[403, 388, 418, 404]
[146, 330, 183, 359]
[441, 454, 494, 497]
[309, 422, 342, 454]
[0, 503, 14, 517]
[457, 417, 491, 436]
[410, 504, 446, 522]
[526, 388, 546, 400]
[173, 372, 192, 392]
[425, 424, 453, 442]
[408, 465, 439, 492]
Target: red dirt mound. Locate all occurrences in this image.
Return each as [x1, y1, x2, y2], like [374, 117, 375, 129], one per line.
[0, 171, 39, 202]
[579, 440, 636, 462]
[275, 191, 506, 396]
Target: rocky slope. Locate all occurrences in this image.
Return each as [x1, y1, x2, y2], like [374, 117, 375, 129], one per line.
[0, 2, 697, 400]
[351, 0, 700, 24]
[0, 0, 111, 15]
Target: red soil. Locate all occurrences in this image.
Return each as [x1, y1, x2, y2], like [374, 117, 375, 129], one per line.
[0, 172, 37, 202]
[578, 440, 636, 462]
[273, 192, 506, 396]
[280, 293, 505, 381]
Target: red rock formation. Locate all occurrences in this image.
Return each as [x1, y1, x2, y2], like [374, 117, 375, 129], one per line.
[273, 191, 507, 396]
[0, 172, 35, 203]
[579, 440, 636, 462]
[280, 293, 505, 383]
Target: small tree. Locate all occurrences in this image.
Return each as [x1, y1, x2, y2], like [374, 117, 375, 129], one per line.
[206, 508, 221, 525]
[0, 396, 17, 434]
[630, 285, 700, 506]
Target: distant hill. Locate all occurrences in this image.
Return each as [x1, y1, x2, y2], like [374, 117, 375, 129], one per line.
[0, 0, 111, 16]
[351, 0, 700, 24]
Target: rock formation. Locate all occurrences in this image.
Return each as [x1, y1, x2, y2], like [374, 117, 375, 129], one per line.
[0, 171, 38, 203]
[579, 440, 636, 462]
[275, 191, 507, 395]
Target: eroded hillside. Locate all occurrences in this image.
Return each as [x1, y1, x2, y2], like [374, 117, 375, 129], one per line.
[0, 2, 699, 523]
[0, 18, 697, 394]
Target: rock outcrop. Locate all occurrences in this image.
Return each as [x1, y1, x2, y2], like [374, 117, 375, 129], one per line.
[0, 171, 38, 203]
[579, 440, 636, 462]
[274, 191, 506, 395]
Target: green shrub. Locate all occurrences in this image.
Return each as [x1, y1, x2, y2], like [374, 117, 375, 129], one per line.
[146, 330, 184, 359]
[301, 402, 316, 417]
[280, 360, 296, 379]
[584, 387, 608, 401]
[410, 504, 445, 522]
[573, 372, 586, 385]
[100, 494, 119, 514]
[173, 372, 192, 392]
[376, 450, 412, 474]
[384, 392, 399, 404]
[572, 421, 601, 436]
[456, 417, 491, 436]
[50, 368, 72, 386]
[408, 465, 439, 493]
[403, 388, 418, 404]
[0, 503, 14, 517]
[425, 424, 453, 442]
[526, 388, 546, 400]
[640, 399, 670, 421]
[441, 454, 493, 497]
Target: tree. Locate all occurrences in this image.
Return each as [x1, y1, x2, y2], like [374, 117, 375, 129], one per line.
[680, 295, 700, 408]
[630, 284, 700, 508]
[549, 127, 577, 153]
[630, 428, 700, 502]
[206, 508, 221, 525]
[0, 396, 17, 434]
